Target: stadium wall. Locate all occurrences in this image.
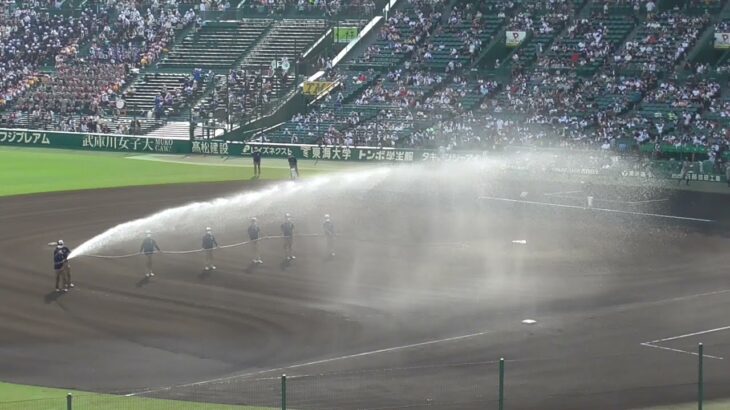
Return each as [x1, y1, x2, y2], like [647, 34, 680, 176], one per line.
[0, 128, 727, 183]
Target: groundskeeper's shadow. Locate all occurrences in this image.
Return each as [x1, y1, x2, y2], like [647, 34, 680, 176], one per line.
[43, 290, 64, 304]
[135, 277, 151, 288]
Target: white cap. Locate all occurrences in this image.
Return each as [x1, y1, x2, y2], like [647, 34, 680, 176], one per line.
[145, 230, 152, 237]
[285, 213, 291, 219]
[250, 217, 257, 222]
[57, 239, 64, 247]
[324, 214, 330, 220]
[206, 227, 212, 231]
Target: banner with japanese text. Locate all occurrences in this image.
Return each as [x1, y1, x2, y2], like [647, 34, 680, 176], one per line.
[0, 128, 190, 153]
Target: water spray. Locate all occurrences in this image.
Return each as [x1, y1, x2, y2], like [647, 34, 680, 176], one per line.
[69, 167, 393, 259]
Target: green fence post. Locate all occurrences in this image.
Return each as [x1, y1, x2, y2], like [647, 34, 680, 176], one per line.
[499, 358, 505, 410]
[281, 374, 287, 410]
[66, 393, 72, 410]
[698, 343, 704, 410]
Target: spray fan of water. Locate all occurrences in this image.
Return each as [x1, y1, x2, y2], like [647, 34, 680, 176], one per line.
[69, 151, 662, 261]
[69, 166, 408, 259]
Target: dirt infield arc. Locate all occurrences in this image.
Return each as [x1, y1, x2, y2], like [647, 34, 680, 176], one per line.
[1, 180, 730, 409]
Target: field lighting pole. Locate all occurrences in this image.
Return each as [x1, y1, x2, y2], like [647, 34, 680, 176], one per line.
[698, 343, 704, 410]
[499, 358, 505, 410]
[281, 374, 287, 410]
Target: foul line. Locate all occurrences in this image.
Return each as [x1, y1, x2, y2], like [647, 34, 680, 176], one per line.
[543, 193, 669, 205]
[640, 326, 730, 360]
[543, 190, 582, 196]
[647, 325, 730, 344]
[125, 330, 490, 396]
[640, 343, 724, 360]
[478, 196, 713, 223]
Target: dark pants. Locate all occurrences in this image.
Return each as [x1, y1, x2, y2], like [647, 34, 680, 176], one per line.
[254, 160, 261, 176]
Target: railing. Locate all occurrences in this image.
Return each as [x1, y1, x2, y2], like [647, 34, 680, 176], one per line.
[1, 346, 720, 410]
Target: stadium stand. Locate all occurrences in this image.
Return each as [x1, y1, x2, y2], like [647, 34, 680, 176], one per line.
[0, 8, 99, 109]
[0, 0, 728, 170]
[160, 19, 272, 69]
[502, 0, 577, 69]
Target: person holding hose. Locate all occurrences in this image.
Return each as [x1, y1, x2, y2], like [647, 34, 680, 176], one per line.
[140, 230, 161, 278]
[202, 227, 218, 271]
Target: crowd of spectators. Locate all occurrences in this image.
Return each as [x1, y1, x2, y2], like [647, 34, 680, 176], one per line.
[88, 1, 196, 67]
[0, 8, 99, 109]
[354, 69, 441, 107]
[360, 0, 444, 64]
[11, 63, 128, 115]
[506, 0, 571, 34]
[612, 12, 709, 72]
[540, 18, 612, 69]
[643, 79, 720, 108]
[0, 0, 197, 111]
[420, 76, 497, 116]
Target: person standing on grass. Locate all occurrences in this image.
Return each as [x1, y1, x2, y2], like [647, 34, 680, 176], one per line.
[248, 217, 263, 264]
[281, 213, 295, 261]
[53, 240, 73, 292]
[202, 227, 218, 271]
[323, 214, 335, 257]
[288, 154, 299, 180]
[252, 150, 262, 178]
[140, 230, 161, 278]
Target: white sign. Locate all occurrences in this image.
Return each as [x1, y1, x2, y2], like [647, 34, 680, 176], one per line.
[715, 33, 730, 49]
[506, 31, 527, 47]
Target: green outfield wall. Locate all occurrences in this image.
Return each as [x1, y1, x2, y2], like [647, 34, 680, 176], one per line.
[0, 128, 727, 183]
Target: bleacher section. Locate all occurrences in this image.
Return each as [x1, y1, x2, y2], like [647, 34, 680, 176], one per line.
[160, 20, 272, 69]
[196, 69, 290, 125]
[242, 19, 329, 69]
[3, 0, 730, 161]
[422, 12, 503, 71]
[539, 13, 634, 74]
[354, 0, 444, 69]
[123, 72, 209, 117]
[614, 12, 709, 73]
[503, 0, 580, 68]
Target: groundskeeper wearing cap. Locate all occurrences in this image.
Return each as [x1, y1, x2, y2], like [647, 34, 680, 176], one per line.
[281, 213, 295, 261]
[248, 217, 263, 264]
[323, 214, 335, 257]
[140, 230, 161, 278]
[202, 227, 218, 271]
[53, 240, 73, 292]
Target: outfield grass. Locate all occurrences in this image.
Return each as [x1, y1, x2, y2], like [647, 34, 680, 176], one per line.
[0, 147, 351, 197]
[0, 382, 275, 409]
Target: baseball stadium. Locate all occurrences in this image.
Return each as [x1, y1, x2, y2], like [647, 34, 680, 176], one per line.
[2, 0, 730, 409]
